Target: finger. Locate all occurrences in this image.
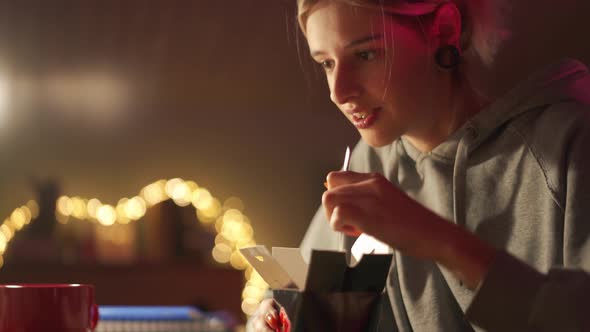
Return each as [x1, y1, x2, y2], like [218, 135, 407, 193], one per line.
[264, 310, 280, 329]
[326, 171, 379, 189]
[330, 205, 364, 236]
[270, 300, 284, 330]
[252, 316, 275, 332]
[279, 308, 291, 332]
[322, 187, 376, 221]
[257, 298, 277, 313]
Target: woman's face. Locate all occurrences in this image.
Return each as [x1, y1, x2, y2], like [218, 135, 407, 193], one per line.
[305, 1, 441, 147]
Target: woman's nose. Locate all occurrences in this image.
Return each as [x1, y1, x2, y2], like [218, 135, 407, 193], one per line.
[329, 64, 362, 105]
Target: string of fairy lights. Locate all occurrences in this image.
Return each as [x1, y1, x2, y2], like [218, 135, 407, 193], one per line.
[0, 178, 268, 316]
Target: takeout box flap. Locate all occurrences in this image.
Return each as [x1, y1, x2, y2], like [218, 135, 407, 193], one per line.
[239, 246, 297, 289]
[241, 246, 393, 292]
[271, 247, 308, 290]
[306, 250, 392, 292]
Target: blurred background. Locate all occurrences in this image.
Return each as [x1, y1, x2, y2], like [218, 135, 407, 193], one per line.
[0, 0, 588, 324]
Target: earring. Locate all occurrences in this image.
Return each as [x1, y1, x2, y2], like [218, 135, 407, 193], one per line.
[435, 45, 461, 70]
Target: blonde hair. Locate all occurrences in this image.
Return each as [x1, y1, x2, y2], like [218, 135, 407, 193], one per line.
[296, 0, 510, 66]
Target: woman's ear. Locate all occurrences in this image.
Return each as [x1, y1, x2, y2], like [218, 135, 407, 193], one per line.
[429, 3, 462, 50]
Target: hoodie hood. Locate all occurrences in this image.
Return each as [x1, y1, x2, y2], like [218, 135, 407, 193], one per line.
[399, 58, 590, 226]
[464, 58, 590, 153]
[402, 58, 590, 162]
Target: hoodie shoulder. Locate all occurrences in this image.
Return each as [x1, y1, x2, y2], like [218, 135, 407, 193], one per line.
[508, 101, 590, 210]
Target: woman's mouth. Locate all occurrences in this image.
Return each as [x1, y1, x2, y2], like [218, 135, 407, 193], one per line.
[352, 108, 380, 129]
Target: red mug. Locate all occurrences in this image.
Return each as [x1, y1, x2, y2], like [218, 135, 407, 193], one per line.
[0, 284, 99, 332]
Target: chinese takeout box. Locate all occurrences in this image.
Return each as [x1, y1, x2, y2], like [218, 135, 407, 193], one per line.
[240, 246, 392, 331]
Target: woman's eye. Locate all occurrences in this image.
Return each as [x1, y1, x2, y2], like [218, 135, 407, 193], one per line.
[357, 50, 376, 61]
[320, 60, 334, 71]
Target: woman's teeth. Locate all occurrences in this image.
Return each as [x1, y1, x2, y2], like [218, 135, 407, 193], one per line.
[354, 112, 369, 120]
[351, 108, 380, 129]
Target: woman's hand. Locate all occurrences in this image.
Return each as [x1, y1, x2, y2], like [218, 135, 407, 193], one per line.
[322, 171, 497, 289]
[323, 171, 451, 259]
[247, 298, 291, 332]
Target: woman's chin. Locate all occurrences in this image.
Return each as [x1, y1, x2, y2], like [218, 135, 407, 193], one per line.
[360, 131, 398, 148]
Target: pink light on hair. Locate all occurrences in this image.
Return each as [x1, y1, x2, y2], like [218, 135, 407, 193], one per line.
[297, 0, 511, 66]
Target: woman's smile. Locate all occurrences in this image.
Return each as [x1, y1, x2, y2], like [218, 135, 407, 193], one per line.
[350, 107, 381, 129]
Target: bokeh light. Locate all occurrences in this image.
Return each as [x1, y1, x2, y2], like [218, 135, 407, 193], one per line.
[192, 188, 213, 210]
[141, 180, 167, 207]
[242, 285, 266, 301]
[241, 298, 259, 316]
[71, 197, 88, 219]
[56, 212, 69, 224]
[96, 205, 117, 226]
[125, 196, 146, 220]
[87, 198, 102, 219]
[230, 251, 248, 270]
[223, 197, 245, 212]
[0, 224, 13, 241]
[212, 243, 232, 264]
[20, 206, 32, 225]
[26, 200, 39, 219]
[0, 238, 6, 255]
[10, 208, 26, 230]
[214, 233, 231, 246]
[185, 181, 199, 192]
[166, 178, 192, 207]
[2, 178, 264, 316]
[57, 196, 74, 216]
[241, 269, 269, 315]
[200, 198, 222, 220]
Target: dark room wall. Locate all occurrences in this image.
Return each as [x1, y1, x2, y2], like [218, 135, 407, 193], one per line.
[0, 0, 588, 249]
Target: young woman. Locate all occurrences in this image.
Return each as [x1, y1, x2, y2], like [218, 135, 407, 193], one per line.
[249, 0, 590, 331]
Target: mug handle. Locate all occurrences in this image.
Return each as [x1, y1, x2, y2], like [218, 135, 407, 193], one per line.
[90, 304, 99, 331]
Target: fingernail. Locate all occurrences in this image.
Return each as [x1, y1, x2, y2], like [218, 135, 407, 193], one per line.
[265, 312, 278, 327]
[323, 181, 328, 189]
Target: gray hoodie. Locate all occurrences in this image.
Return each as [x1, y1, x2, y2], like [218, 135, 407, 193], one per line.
[301, 59, 590, 331]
